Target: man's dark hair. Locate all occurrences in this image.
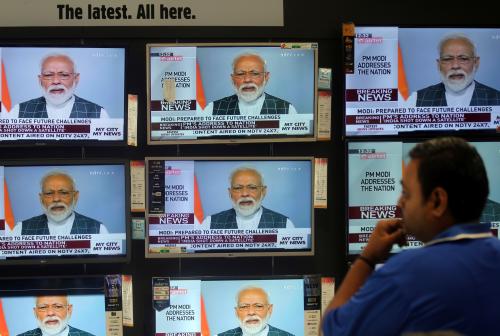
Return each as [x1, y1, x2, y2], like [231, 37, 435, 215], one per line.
[409, 137, 489, 223]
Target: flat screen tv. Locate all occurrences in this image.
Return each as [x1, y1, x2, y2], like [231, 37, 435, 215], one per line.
[147, 42, 318, 144]
[0, 46, 126, 145]
[153, 275, 322, 336]
[0, 160, 130, 264]
[145, 157, 314, 257]
[344, 26, 500, 137]
[0, 276, 115, 336]
[347, 140, 500, 255]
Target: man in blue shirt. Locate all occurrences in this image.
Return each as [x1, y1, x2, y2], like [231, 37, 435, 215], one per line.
[323, 137, 500, 335]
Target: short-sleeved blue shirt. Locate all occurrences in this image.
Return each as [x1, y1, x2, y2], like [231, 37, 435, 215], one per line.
[323, 223, 500, 336]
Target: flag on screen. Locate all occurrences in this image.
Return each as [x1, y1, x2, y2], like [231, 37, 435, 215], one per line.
[398, 44, 410, 101]
[1, 61, 12, 112]
[196, 62, 207, 110]
[194, 176, 204, 225]
[0, 299, 9, 336]
[200, 296, 210, 336]
[3, 179, 15, 230]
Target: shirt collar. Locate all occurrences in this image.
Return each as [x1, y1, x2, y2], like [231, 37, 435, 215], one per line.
[425, 222, 492, 247]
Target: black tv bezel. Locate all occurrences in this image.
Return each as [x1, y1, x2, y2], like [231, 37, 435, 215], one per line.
[343, 25, 500, 140]
[0, 158, 131, 265]
[144, 156, 315, 258]
[152, 274, 324, 335]
[0, 43, 128, 147]
[345, 137, 500, 260]
[146, 42, 319, 145]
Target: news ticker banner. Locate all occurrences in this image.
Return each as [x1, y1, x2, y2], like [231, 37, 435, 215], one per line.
[348, 142, 421, 255]
[147, 227, 311, 254]
[0, 118, 124, 141]
[150, 113, 314, 139]
[153, 276, 321, 336]
[345, 26, 500, 136]
[0, 233, 126, 258]
[149, 46, 314, 140]
[0, 0, 283, 27]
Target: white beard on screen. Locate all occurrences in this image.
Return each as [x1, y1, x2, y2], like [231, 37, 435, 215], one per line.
[441, 67, 476, 93]
[42, 200, 76, 223]
[239, 313, 270, 335]
[42, 83, 76, 106]
[233, 197, 263, 218]
[234, 81, 266, 103]
[37, 315, 70, 336]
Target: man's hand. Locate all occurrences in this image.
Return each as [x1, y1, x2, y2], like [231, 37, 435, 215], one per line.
[361, 218, 406, 264]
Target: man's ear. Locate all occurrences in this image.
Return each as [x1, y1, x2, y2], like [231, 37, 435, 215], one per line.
[74, 73, 80, 86]
[429, 187, 448, 217]
[268, 303, 273, 316]
[474, 56, 481, 70]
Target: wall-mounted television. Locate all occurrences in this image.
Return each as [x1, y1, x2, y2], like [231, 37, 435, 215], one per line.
[145, 157, 314, 257]
[344, 27, 500, 137]
[153, 275, 322, 336]
[147, 43, 318, 144]
[0, 46, 126, 145]
[0, 160, 130, 264]
[347, 140, 500, 255]
[0, 276, 117, 336]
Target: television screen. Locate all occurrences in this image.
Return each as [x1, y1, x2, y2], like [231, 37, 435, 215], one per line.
[345, 27, 500, 136]
[0, 160, 129, 264]
[153, 275, 321, 336]
[0, 276, 112, 336]
[0, 46, 126, 144]
[347, 140, 500, 255]
[145, 157, 314, 257]
[147, 43, 318, 144]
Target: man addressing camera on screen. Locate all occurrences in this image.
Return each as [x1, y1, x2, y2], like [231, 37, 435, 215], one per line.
[201, 167, 295, 230]
[413, 34, 500, 107]
[8, 171, 108, 236]
[217, 286, 294, 336]
[4, 53, 109, 119]
[16, 295, 95, 336]
[203, 51, 298, 115]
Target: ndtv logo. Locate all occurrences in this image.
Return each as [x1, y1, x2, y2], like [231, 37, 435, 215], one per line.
[170, 286, 188, 295]
[165, 166, 182, 175]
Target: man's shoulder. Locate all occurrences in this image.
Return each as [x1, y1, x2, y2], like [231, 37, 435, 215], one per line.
[19, 96, 46, 106]
[68, 325, 96, 336]
[16, 328, 42, 336]
[261, 207, 288, 219]
[74, 212, 102, 224]
[217, 327, 242, 336]
[481, 199, 500, 222]
[264, 92, 291, 105]
[417, 83, 445, 94]
[474, 81, 500, 95]
[211, 208, 235, 218]
[22, 214, 47, 224]
[74, 95, 103, 109]
[213, 94, 239, 104]
[268, 324, 294, 336]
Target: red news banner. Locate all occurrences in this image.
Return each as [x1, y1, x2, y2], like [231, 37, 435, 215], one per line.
[0, 234, 124, 257]
[0, 118, 123, 141]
